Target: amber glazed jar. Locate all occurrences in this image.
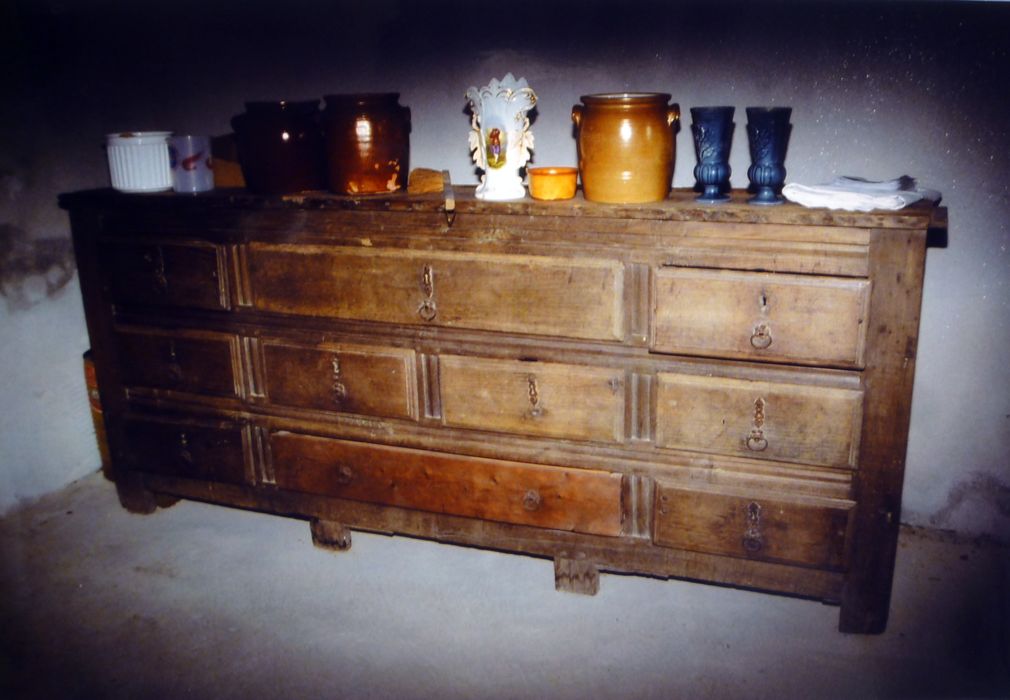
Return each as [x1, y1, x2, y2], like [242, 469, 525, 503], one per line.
[572, 93, 680, 204]
[231, 100, 327, 195]
[322, 93, 411, 195]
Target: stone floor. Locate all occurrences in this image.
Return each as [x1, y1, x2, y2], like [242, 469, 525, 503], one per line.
[1, 471, 1007, 699]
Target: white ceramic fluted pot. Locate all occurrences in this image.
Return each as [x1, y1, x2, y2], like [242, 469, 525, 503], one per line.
[106, 131, 173, 193]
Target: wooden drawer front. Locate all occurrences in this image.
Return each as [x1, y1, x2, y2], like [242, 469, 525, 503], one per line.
[655, 373, 862, 468]
[654, 481, 853, 570]
[270, 432, 623, 536]
[120, 417, 248, 485]
[262, 341, 417, 420]
[440, 355, 625, 443]
[247, 244, 624, 341]
[652, 268, 869, 367]
[100, 240, 228, 311]
[115, 328, 240, 397]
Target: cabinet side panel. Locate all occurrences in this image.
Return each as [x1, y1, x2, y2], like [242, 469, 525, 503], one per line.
[840, 229, 928, 633]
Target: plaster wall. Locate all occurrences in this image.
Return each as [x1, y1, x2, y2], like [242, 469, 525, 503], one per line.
[2, 1, 1008, 539]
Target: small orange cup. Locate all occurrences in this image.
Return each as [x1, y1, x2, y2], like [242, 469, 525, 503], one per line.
[528, 167, 578, 200]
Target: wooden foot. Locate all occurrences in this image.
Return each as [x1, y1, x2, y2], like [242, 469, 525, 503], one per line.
[115, 473, 158, 514]
[154, 493, 181, 509]
[838, 584, 891, 634]
[554, 552, 599, 595]
[310, 519, 352, 552]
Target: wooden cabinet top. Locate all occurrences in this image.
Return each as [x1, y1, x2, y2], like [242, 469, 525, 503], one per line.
[59, 187, 946, 232]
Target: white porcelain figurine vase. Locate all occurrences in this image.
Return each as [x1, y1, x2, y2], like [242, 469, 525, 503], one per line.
[466, 73, 537, 201]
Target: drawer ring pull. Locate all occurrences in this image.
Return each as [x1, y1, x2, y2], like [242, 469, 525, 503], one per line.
[750, 323, 773, 349]
[334, 464, 355, 486]
[418, 299, 437, 322]
[522, 489, 542, 511]
[746, 431, 768, 452]
[167, 363, 184, 383]
[742, 501, 764, 553]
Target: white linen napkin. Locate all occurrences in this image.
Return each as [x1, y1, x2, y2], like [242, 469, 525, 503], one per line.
[782, 176, 941, 212]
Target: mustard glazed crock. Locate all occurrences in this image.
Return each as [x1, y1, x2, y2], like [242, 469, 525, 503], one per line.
[572, 93, 680, 204]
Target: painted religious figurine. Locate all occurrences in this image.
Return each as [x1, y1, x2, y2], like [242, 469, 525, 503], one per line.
[466, 74, 537, 201]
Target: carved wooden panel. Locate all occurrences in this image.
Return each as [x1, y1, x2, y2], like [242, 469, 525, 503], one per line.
[261, 340, 418, 420]
[270, 431, 624, 536]
[100, 239, 229, 311]
[654, 481, 854, 570]
[439, 355, 626, 443]
[120, 416, 249, 485]
[246, 244, 625, 341]
[652, 267, 870, 368]
[115, 326, 241, 398]
[655, 372, 863, 468]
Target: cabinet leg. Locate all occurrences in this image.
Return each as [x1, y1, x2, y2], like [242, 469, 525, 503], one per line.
[115, 473, 179, 514]
[115, 473, 158, 514]
[838, 581, 892, 634]
[154, 493, 181, 509]
[310, 519, 352, 552]
[554, 552, 599, 596]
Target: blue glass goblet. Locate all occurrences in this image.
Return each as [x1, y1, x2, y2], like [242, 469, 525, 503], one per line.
[746, 107, 792, 206]
[691, 106, 735, 204]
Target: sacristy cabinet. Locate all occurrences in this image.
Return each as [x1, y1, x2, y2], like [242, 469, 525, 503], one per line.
[61, 187, 946, 633]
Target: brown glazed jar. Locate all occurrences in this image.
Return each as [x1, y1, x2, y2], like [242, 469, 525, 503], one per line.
[231, 100, 327, 195]
[572, 93, 680, 204]
[322, 93, 411, 195]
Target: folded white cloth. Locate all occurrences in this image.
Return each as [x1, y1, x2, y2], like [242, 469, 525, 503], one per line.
[783, 176, 941, 212]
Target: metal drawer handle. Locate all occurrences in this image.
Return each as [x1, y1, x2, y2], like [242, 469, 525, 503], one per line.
[166, 340, 183, 383]
[334, 464, 355, 486]
[527, 375, 543, 418]
[418, 265, 437, 321]
[742, 501, 763, 553]
[523, 489, 542, 511]
[143, 246, 168, 293]
[750, 323, 772, 349]
[331, 356, 348, 403]
[178, 431, 194, 465]
[746, 398, 768, 452]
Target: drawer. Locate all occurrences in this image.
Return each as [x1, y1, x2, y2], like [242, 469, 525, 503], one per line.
[652, 268, 870, 367]
[120, 416, 249, 485]
[115, 327, 241, 398]
[654, 481, 854, 570]
[100, 240, 229, 311]
[262, 340, 417, 420]
[439, 355, 625, 443]
[247, 244, 624, 341]
[269, 432, 623, 536]
[655, 373, 862, 468]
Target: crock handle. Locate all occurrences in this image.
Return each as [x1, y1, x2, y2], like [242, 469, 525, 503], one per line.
[571, 104, 583, 129]
[667, 103, 681, 127]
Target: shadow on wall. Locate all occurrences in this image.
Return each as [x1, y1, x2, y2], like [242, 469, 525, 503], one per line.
[0, 174, 76, 312]
[930, 474, 1010, 544]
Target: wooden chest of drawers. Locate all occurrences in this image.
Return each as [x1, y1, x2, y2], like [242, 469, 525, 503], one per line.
[61, 188, 945, 633]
